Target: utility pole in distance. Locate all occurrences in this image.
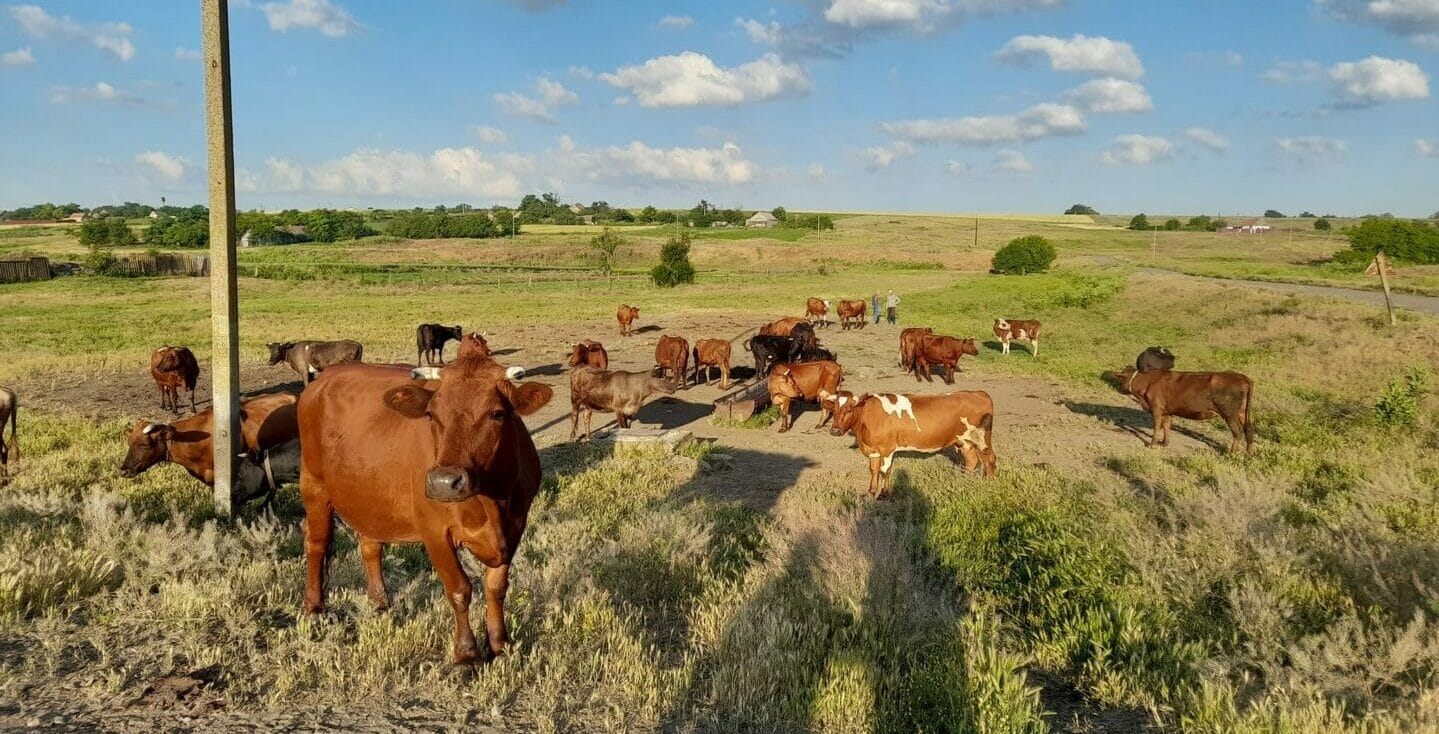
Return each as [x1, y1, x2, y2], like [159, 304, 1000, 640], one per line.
[203, 0, 240, 516]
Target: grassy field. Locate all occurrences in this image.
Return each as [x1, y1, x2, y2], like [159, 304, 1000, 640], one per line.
[2, 215, 1438, 731]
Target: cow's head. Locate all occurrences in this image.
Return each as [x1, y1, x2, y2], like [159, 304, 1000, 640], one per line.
[382, 353, 552, 502]
[993, 319, 1009, 333]
[960, 338, 979, 357]
[119, 421, 174, 478]
[457, 332, 491, 360]
[265, 342, 293, 365]
[448, 325, 464, 340]
[586, 343, 609, 370]
[822, 390, 863, 436]
[768, 365, 802, 400]
[648, 374, 677, 396]
[567, 343, 586, 368]
[1109, 366, 1139, 394]
[153, 346, 180, 371]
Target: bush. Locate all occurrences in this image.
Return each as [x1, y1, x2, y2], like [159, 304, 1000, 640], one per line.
[144, 212, 208, 248]
[1065, 204, 1098, 215]
[1164, 218, 1181, 231]
[1128, 213, 1150, 231]
[1334, 218, 1439, 266]
[1314, 218, 1332, 231]
[991, 235, 1057, 275]
[302, 209, 375, 242]
[77, 218, 135, 247]
[650, 233, 695, 287]
[1374, 365, 1432, 429]
[779, 213, 834, 231]
[1265, 209, 1286, 218]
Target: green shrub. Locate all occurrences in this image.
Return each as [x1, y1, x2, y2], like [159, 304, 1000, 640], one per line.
[1314, 218, 1331, 231]
[651, 233, 695, 287]
[1128, 213, 1151, 231]
[1164, 218, 1181, 231]
[1374, 365, 1432, 428]
[1335, 218, 1439, 266]
[1032, 272, 1125, 309]
[991, 235, 1057, 275]
[1065, 204, 1098, 215]
[77, 217, 135, 247]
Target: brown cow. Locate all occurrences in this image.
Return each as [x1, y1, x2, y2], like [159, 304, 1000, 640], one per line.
[691, 339, 732, 389]
[994, 319, 1041, 357]
[654, 335, 690, 389]
[825, 390, 996, 498]
[1113, 366, 1254, 453]
[297, 355, 552, 664]
[119, 392, 300, 485]
[837, 299, 867, 330]
[151, 346, 200, 413]
[0, 386, 15, 475]
[569, 367, 676, 441]
[805, 297, 831, 328]
[617, 305, 640, 336]
[760, 316, 808, 337]
[913, 335, 979, 384]
[898, 327, 934, 369]
[567, 340, 610, 370]
[767, 360, 843, 433]
[268, 340, 364, 384]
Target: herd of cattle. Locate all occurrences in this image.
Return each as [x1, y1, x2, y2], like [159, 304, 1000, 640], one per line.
[0, 299, 1257, 665]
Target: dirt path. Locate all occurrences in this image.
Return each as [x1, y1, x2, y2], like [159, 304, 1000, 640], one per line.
[1135, 266, 1439, 315]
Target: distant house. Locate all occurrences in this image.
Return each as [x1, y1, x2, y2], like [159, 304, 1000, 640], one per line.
[578, 214, 595, 225]
[64, 212, 86, 223]
[712, 221, 730, 228]
[148, 211, 160, 219]
[1235, 218, 1272, 234]
[569, 204, 585, 214]
[746, 211, 778, 228]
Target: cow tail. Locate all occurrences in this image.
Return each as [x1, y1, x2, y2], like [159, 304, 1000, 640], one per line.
[7, 395, 16, 462]
[1243, 379, 1255, 449]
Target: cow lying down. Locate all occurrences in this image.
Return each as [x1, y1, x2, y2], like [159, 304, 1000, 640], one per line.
[824, 389, 996, 498]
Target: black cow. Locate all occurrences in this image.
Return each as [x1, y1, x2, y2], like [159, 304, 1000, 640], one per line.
[789, 322, 819, 350]
[795, 345, 836, 363]
[234, 438, 301, 508]
[416, 324, 464, 366]
[1136, 347, 1176, 373]
[746, 335, 805, 377]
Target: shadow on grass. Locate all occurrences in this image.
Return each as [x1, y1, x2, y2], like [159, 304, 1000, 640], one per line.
[1059, 400, 1226, 451]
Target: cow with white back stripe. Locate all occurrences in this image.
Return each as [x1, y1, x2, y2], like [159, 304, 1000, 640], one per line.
[822, 389, 996, 498]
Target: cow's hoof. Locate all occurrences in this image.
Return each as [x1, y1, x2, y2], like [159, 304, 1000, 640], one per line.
[453, 645, 488, 666]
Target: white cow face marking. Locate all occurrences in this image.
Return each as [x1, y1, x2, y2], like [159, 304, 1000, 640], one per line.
[995, 318, 1010, 331]
[876, 394, 921, 430]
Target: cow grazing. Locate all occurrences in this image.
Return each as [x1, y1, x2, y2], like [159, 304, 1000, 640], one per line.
[796, 345, 837, 363]
[567, 340, 610, 370]
[0, 387, 16, 475]
[1113, 367, 1254, 453]
[654, 335, 691, 389]
[912, 335, 979, 384]
[692, 339, 732, 389]
[617, 305, 640, 336]
[825, 390, 996, 498]
[268, 340, 364, 384]
[119, 392, 300, 486]
[297, 355, 552, 664]
[767, 360, 844, 433]
[416, 324, 464, 366]
[151, 346, 200, 413]
[837, 300, 868, 330]
[994, 319, 1041, 357]
[746, 335, 805, 377]
[234, 438, 301, 508]
[806, 297, 832, 328]
[569, 367, 676, 441]
[898, 327, 935, 370]
[1136, 347, 1176, 373]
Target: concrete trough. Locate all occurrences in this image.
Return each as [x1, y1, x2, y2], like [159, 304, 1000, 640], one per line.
[712, 380, 770, 421]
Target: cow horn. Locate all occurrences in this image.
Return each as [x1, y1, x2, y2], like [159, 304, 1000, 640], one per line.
[142, 423, 157, 434]
[505, 366, 525, 380]
[411, 367, 441, 380]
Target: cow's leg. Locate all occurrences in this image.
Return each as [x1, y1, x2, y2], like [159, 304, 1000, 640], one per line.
[1222, 412, 1246, 453]
[1001, 339, 1010, 355]
[359, 536, 389, 611]
[867, 455, 883, 498]
[1031, 339, 1039, 357]
[301, 500, 333, 614]
[1160, 415, 1173, 446]
[776, 397, 792, 433]
[584, 408, 594, 440]
[878, 452, 895, 498]
[188, 386, 196, 413]
[944, 364, 956, 385]
[482, 564, 511, 657]
[720, 364, 730, 390]
[1148, 406, 1165, 448]
[423, 537, 483, 664]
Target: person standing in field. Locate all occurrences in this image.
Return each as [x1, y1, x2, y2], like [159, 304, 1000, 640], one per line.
[871, 292, 881, 325]
[886, 289, 900, 325]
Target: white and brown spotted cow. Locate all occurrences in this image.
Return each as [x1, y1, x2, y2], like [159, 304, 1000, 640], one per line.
[805, 297, 831, 329]
[822, 389, 996, 498]
[994, 319, 1041, 357]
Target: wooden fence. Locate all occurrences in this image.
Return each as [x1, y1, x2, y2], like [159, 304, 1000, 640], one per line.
[0, 257, 51, 284]
[110, 253, 211, 277]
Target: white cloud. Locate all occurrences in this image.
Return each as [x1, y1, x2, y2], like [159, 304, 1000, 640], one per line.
[1182, 127, 1230, 153]
[258, 147, 531, 199]
[944, 159, 970, 175]
[265, 157, 306, 190]
[471, 126, 508, 144]
[559, 140, 758, 185]
[135, 151, 188, 181]
[991, 149, 1032, 172]
[996, 34, 1144, 79]
[1328, 56, 1429, 105]
[1, 46, 35, 67]
[1061, 78, 1152, 113]
[1318, 0, 1439, 46]
[1276, 135, 1347, 163]
[259, 0, 362, 37]
[175, 47, 201, 61]
[493, 76, 579, 121]
[806, 162, 828, 178]
[1263, 60, 1324, 84]
[658, 14, 694, 28]
[599, 52, 811, 107]
[824, 0, 957, 30]
[736, 17, 784, 45]
[880, 103, 1085, 145]
[567, 65, 594, 79]
[1100, 134, 1174, 165]
[858, 141, 915, 170]
[49, 81, 166, 108]
[7, 5, 134, 61]
[1415, 139, 1437, 157]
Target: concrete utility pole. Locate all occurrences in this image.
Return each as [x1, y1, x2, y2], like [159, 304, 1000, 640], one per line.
[203, 0, 240, 516]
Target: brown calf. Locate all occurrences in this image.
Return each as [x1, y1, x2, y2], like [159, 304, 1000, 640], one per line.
[692, 339, 732, 389]
[119, 392, 300, 485]
[837, 300, 867, 330]
[654, 335, 690, 389]
[994, 319, 1041, 357]
[297, 355, 552, 664]
[567, 340, 610, 370]
[151, 346, 200, 413]
[767, 360, 843, 433]
[1114, 366, 1254, 452]
[825, 390, 996, 498]
[898, 327, 934, 369]
[913, 335, 979, 384]
[617, 305, 640, 336]
[805, 297, 831, 328]
[569, 367, 675, 441]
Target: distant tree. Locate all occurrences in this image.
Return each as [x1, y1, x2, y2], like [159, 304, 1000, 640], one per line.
[991, 235, 1056, 275]
[638, 205, 660, 223]
[1184, 215, 1214, 232]
[1211, 218, 1228, 230]
[588, 227, 625, 284]
[611, 208, 635, 223]
[145, 210, 208, 248]
[1431, 210, 1439, 220]
[1299, 211, 1316, 218]
[302, 209, 375, 242]
[78, 217, 135, 247]
[1265, 209, 1286, 218]
[491, 207, 520, 236]
[651, 232, 695, 287]
[1164, 218, 1181, 231]
[1065, 204, 1098, 215]
[1334, 218, 1439, 266]
[771, 206, 788, 222]
[2, 202, 82, 220]
[1314, 218, 1332, 231]
[779, 213, 835, 231]
[1128, 213, 1151, 230]
[587, 201, 612, 215]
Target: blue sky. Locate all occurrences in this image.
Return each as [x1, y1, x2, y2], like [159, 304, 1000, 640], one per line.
[1, 0, 1436, 215]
